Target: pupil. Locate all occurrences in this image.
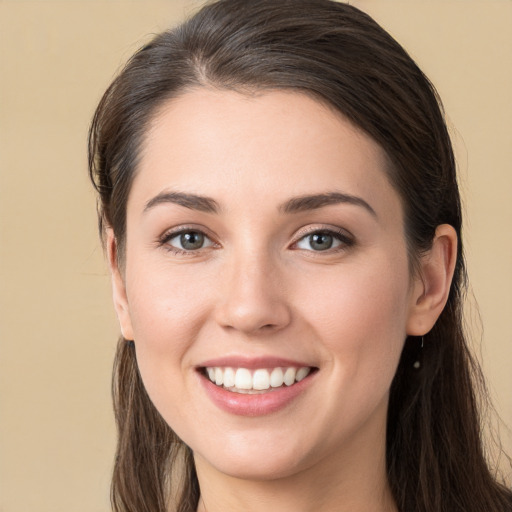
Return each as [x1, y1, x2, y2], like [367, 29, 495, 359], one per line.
[310, 233, 333, 250]
[181, 232, 204, 250]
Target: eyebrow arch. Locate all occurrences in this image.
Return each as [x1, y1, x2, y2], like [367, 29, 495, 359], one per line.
[144, 191, 220, 214]
[280, 192, 377, 218]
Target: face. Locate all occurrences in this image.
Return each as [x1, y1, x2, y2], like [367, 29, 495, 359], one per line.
[111, 89, 425, 482]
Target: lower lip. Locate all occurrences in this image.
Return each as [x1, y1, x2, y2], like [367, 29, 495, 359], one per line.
[199, 372, 315, 417]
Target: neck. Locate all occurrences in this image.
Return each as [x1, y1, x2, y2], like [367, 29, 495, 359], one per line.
[194, 418, 397, 512]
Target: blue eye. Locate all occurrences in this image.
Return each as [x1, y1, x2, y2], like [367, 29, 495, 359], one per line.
[164, 230, 214, 251]
[295, 230, 351, 251]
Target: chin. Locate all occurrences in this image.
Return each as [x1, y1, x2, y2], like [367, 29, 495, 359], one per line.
[199, 453, 308, 482]
[192, 430, 319, 482]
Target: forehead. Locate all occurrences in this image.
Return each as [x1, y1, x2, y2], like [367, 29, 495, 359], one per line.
[129, 88, 400, 221]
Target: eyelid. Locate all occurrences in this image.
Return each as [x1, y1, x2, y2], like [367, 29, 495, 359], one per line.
[157, 224, 219, 253]
[156, 223, 354, 254]
[290, 225, 355, 251]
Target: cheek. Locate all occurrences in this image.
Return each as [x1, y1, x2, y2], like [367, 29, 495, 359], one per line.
[288, 257, 411, 445]
[126, 258, 212, 346]
[299, 256, 410, 381]
[123, 260, 215, 407]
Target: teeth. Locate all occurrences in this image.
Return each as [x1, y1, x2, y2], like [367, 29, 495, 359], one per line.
[235, 368, 252, 390]
[296, 367, 310, 382]
[283, 367, 296, 386]
[270, 367, 284, 387]
[223, 367, 235, 388]
[205, 366, 311, 392]
[253, 369, 270, 390]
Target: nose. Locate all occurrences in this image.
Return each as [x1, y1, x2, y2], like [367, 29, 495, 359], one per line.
[214, 251, 292, 336]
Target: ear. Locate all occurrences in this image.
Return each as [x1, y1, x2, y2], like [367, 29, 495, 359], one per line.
[106, 228, 134, 341]
[406, 224, 458, 336]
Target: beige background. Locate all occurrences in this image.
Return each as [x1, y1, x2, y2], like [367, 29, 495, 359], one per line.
[0, 1, 510, 510]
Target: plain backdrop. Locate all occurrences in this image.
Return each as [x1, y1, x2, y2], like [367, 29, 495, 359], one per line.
[0, 1, 511, 510]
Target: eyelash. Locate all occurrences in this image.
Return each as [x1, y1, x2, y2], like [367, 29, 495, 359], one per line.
[291, 227, 355, 253]
[157, 226, 355, 255]
[158, 227, 217, 256]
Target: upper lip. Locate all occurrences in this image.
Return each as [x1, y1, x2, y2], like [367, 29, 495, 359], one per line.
[197, 356, 316, 369]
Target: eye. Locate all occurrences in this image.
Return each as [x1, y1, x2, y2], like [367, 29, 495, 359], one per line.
[294, 230, 352, 252]
[162, 230, 215, 252]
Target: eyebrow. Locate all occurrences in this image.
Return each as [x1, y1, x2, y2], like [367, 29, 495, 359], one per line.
[144, 191, 220, 214]
[280, 192, 377, 217]
[143, 190, 376, 218]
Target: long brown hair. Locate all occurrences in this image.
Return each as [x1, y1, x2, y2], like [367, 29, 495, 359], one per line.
[88, 1, 512, 510]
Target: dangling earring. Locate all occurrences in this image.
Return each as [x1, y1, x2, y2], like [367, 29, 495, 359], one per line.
[413, 336, 424, 369]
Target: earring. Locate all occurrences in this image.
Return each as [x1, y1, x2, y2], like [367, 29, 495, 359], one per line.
[413, 337, 424, 370]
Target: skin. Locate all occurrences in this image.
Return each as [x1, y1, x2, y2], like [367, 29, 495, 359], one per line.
[108, 89, 457, 512]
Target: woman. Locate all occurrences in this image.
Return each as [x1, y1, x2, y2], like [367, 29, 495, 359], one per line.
[88, 0, 512, 510]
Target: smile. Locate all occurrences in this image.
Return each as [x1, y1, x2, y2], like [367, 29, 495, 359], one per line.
[204, 366, 312, 393]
